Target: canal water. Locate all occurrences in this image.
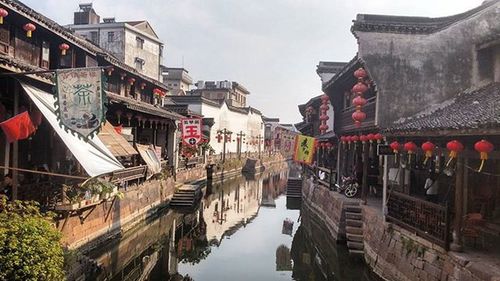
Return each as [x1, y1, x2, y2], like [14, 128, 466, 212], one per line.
[87, 163, 380, 281]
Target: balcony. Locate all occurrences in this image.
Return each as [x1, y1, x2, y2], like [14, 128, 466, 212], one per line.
[338, 96, 376, 132]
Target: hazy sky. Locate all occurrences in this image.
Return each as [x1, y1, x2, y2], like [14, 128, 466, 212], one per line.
[24, 0, 483, 123]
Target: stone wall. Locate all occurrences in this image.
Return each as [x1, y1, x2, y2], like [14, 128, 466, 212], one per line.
[61, 154, 285, 251]
[302, 177, 347, 241]
[59, 177, 176, 250]
[363, 205, 500, 281]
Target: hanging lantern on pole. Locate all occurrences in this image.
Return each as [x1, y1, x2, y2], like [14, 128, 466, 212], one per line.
[474, 140, 494, 172]
[127, 77, 136, 86]
[59, 43, 70, 55]
[106, 66, 114, 76]
[404, 141, 418, 163]
[0, 8, 9, 25]
[390, 141, 400, 154]
[23, 23, 36, 38]
[367, 133, 375, 143]
[360, 135, 368, 143]
[421, 141, 435, 165]
[354, 68, 367, 80]
[446, 140, 464, 166]
[352, 110, 366, 127]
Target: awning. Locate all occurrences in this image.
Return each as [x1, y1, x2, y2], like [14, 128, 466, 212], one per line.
[106, 91, 183, 120]
[315, 130, 336, 140]
[136, 144, 161, 178]
[98, 122, 138, 157]
[21, 83, 124, 177]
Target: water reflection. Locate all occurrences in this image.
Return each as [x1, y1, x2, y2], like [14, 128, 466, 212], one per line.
[86, 163, 379, 281]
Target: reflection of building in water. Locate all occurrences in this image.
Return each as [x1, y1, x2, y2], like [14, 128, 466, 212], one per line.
[203, 175, 263, 244]
[276, 244, 293, 271]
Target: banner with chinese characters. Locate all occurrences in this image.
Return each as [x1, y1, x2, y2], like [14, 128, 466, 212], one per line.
[55, 67, 105, 139]
[181, 117, 203, 146]
[293, 135, 316, 164]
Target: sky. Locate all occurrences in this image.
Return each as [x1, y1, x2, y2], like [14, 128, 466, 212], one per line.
[23, 0, 483, 124]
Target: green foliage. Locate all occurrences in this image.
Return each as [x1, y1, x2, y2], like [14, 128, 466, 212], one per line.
[0, 197, 65, 281]
[400, 235, 427, 258]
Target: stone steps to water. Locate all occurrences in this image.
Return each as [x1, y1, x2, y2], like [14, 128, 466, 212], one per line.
[348, 249, 364, 255]
[346, 226, 363, 235]
[345, 212, 362, 220]
[347, 241, 364, 250]
[346, 219, 363, 228]
[170, 185, 200, 209]
[346, 233, 363, 242]
[286, 178, 303, 199]
[345, 205, 362, 213]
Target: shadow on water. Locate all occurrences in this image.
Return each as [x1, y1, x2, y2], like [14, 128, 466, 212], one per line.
[85, 163, 380, 281]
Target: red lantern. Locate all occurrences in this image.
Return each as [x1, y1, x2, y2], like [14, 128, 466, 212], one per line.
[352, 111, 366, 127]
[321, 94, 329, 103]
[320, 114, 329, 121]
[59, 43, 70, 55]
[352, 96, 367, 109]
[354, 67, 367, 80]
[346, 136, 352, 143]
[351, 135, 359, 143]
[367, 133, 375, 143]
[120, 72, 127, 80]
[127, 77, 136, 85]
[446, 140, 464, 166]
[23, 23, 36, 38]
[404, 142, 417, 154]
[421, 141, 435, 164]
[340, 136, 347, 144]
[320, 104, 329, 111]
[0, 8, 9, 25]
[326, 142, 333, 149]
[474, 140, 494, 172]
[352, 82, 368, 94]
[140, 82, 147, 90]
[106, 66, 114, 76]
[390, 141, 400, 153]
[360, 135, 368, 143]
[374, 133, 384, 143]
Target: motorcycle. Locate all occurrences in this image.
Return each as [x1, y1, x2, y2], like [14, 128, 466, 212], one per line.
[337, 175, 359, 198]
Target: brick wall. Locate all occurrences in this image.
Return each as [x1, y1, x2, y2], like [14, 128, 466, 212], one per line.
[302, 177, 346, 241]
[363, 205, 498, 281]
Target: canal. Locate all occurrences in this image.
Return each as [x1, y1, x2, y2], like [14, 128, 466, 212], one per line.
[87, 163, 380, 281]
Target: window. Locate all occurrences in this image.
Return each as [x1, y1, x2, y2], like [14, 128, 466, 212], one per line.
[135, 57, 144, 71]
[136, 37, 144, 49]
[173, 83, 178, 87]
[478, 47, 494, 82]
[90, 31, 98, 44]
[107, 31, 115, 43]
[41, 41, 50, 68]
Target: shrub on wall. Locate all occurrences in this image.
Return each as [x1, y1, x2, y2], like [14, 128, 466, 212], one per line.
[0, 196, 65, 281]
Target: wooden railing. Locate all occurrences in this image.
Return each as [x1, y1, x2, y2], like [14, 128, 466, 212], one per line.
[111, 166, 147, 183]
[387, 191, 450, 249]
[338, 96, 376, 131]
[317, 166, 335, 190]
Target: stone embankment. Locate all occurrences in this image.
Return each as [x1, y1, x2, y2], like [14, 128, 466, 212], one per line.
[302, 178, 500, 281]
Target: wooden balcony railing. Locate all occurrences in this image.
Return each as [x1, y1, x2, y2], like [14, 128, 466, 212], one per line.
[338, 96, 376, 132]
[317, 166, 335, 190]
[387, 191, 450, 249]
[111, 166, 147, 183]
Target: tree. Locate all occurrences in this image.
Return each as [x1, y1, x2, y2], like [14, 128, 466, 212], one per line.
[0, 196, 65, 281]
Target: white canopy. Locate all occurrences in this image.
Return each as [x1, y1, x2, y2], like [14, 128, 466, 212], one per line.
[21, 83, 124, 177]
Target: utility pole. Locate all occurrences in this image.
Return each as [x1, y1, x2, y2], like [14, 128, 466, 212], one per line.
[256, 134, 263, 159]
[236, 131, 245, 160]
[219, 128, 232, 163]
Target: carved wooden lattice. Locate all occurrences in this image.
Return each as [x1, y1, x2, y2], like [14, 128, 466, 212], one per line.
[387, 191, 450, 249]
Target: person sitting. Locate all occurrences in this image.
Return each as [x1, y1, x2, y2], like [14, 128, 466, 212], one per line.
[0, 173, 13, 201]
[424, 170, 439, 203]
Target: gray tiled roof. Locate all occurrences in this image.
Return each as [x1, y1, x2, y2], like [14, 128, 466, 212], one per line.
[386, 83, 500, 134]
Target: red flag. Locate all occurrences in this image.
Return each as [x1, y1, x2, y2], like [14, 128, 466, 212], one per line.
[114, 124, 123, 134]
[0, 111, 36, 143]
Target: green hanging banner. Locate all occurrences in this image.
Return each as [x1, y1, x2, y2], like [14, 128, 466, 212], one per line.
[54, 67, 105, 140]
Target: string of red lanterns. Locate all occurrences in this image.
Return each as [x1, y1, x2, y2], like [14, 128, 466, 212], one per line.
[338, 136, 495, 172]
[319, 94, 330, 134]
[352, 68, 369, 127]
